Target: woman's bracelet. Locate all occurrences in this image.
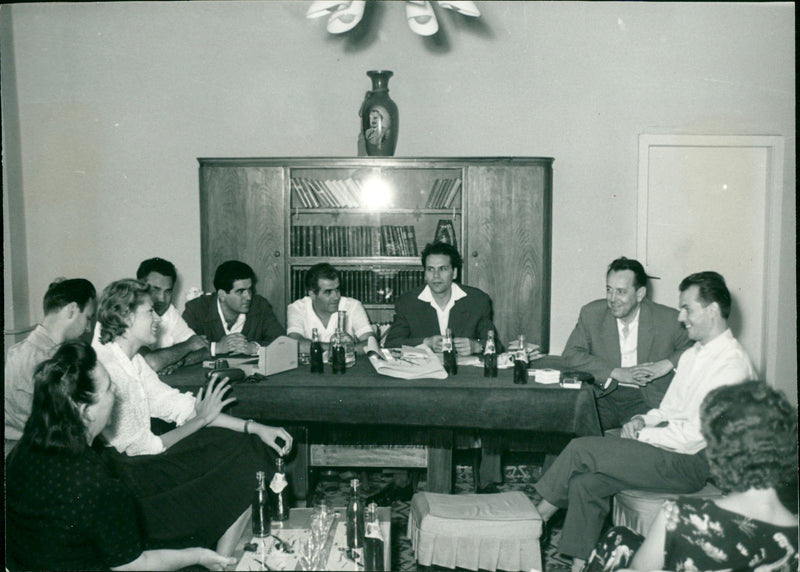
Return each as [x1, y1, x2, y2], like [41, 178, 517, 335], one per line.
[244, 419, 254, 434]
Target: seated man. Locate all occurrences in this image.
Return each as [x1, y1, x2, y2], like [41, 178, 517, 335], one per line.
[385, 241, 503, 494]
[534, 271, 757, 572]
[183, 260, 285, 356]
[4, 278, 96, 457]
[134, 257, 209, 372]
[385, 242, 499, 353]
[287, 262, 377, 354]
[562, 257, 692, 431]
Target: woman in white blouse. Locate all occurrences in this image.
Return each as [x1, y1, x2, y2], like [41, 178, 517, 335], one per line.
[93, 278, 293, 553]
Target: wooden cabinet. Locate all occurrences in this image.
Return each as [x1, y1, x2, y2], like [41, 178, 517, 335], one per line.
[198, 157, 553, 351]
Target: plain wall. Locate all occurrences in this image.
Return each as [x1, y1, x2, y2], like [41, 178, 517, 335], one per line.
[2, 1, 795, 401]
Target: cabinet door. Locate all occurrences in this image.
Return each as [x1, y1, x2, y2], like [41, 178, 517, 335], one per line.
[465, 164, 552, 351]
[200, 166, 286, 325]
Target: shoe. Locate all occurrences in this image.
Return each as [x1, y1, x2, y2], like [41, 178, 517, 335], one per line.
[477, 483, 501, 494]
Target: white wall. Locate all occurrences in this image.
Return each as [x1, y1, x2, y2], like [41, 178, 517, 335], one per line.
[2, 2, 795, 400]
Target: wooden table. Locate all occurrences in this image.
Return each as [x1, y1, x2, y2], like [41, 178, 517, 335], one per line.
[166, 357, 601, 496]
[232, 507, 391, 571]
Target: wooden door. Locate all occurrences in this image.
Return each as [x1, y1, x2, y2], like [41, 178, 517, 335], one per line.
[200, 165, 287, 326]
[465, 162, 552, 351]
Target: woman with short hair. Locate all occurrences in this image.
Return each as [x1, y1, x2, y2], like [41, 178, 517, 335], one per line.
[590, 381, 798, 571]
[92, 278, 293, 553]
[5, 342, 236, 571]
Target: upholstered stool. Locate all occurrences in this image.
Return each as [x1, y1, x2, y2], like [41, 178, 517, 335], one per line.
[613, 482, 723, 535]
[407, 491, 542, 572]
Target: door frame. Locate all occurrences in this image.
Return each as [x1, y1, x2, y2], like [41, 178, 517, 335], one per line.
[636, 134, 784, 381]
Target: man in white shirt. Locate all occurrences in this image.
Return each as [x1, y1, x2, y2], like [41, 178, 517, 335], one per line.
[562, 257, 692, 430]
[4, 278, 96, 457]
[134, 258, 209, 372]
[287, 263, 377, 354]
[534, 271, 757, 571]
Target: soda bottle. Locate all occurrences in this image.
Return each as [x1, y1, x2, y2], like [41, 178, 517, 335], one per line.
[442, 328, 457, 375]
[252, 471, 271, 537]
[483, 330, 498, 378]
[364, 502, 385, 571]
[346, 478, 365, 550]
[329, 310, 356, 369]
[310, 328, 324, 373]
[513, 334, 529, 385]
[269, 458, 290, 521]
[331, 329, 346, 375]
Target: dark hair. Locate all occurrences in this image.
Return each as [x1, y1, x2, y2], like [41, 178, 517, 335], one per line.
[701, 381, 797, 493]
[607, 257, 648, 289]
[213, 260, 256, 292]
[305, 263, 339, 295]
[20, 341, 99, 455]
[42, 278, 96, 315]
[97, 279, 151, 344]
[421, 242, 462, 273]
[136, 257, 177, 283]
[679, 271, 731, 319]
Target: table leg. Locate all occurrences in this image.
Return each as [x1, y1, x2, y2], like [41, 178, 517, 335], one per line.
[426, 445, 453, 493]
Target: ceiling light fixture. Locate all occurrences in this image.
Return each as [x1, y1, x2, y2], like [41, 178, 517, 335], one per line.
[306, 0, 480, 36]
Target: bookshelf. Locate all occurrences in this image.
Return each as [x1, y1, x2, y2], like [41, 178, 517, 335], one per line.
[199, 157, 552, 350]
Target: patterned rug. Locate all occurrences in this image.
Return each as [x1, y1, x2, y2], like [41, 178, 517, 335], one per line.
[309, 453, 572, 572]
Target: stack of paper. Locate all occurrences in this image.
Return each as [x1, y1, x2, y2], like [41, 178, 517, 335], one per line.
[529, 368, 561, 384]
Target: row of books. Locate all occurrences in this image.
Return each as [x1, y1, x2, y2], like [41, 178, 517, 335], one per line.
[290, 268, 425, 305]
[291, 225, 420, 257]
[291, 177, 364, 208]
[424, 178, 462, 209]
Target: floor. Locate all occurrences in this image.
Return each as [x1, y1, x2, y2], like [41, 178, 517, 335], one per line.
[309, 452, 572, 572]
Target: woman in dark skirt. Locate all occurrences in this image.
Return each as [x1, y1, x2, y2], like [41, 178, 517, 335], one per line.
[6, 342, 236, 571]
[92, 278, 293, 552]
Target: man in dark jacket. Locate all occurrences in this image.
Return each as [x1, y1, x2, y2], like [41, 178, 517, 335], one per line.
[562, 257, 691, 431]
[183, 260, 285, 356]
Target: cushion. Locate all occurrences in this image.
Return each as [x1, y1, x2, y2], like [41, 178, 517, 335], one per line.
[613, 483, 723, 535]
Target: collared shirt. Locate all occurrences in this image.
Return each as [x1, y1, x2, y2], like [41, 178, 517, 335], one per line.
[93, 340, 196, 456]
[211, 297, 247, 356]
[286, 296, 374, 342]
[4, 325, 58, 442]
[617, 306, 640, 368]
[153, 304, 196, 349]
[417, 283, 468, 336]
[637, 329, 756, 455]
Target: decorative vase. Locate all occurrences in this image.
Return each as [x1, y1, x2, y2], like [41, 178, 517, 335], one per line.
[359, 70, 399, 156]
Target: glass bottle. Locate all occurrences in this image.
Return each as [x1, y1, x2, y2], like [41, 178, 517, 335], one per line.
[330, 310, 356, 373]
[442, 327, 457, 375]
[513, 334, 529, 385]
[364, 502, 384, 571]
[252, 471, 271, 537]
[483, 330, 498, 378]
[270, 458, 291, 521]
[346, 478, 365, 550]
[310, 328, 324, 373]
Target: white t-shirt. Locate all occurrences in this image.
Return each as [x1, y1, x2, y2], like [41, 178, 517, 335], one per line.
[286, 296, 374, 342]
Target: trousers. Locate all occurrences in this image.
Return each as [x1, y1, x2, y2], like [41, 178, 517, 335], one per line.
[534, 435, 708, 559]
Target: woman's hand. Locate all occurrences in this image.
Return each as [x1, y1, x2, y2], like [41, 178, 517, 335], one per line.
[251, 423, 294, 456]
[196, 548, 236, 571]
[194, 374, 237, 426]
